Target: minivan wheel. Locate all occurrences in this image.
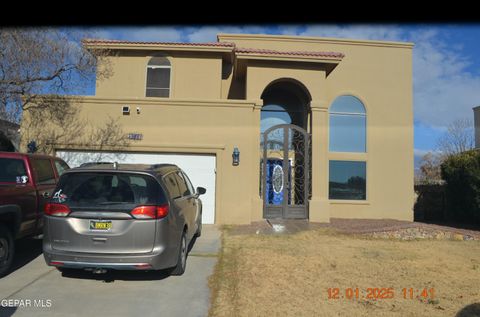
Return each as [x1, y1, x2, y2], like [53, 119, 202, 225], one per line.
[171, 231, 187, 276]
[0, 224, 14, 277]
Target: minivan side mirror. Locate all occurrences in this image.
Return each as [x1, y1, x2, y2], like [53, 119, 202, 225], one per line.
[196, 187, 206, 196]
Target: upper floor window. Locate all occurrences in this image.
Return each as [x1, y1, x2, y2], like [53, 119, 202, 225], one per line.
[146, 56, 171, 97]
[329, 95, 366, 153]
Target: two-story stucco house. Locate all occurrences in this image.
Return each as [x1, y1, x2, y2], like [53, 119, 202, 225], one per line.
[33, 33, 414, 225]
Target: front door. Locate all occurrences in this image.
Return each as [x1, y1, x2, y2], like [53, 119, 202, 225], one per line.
[262, 124, 310, 219]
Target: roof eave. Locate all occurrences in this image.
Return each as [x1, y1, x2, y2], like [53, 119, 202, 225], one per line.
[235, 53, 343, 64]
[83, 42, 234, 54]
[218, 33, 415, 49]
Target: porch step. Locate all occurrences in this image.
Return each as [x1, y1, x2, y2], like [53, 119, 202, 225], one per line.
[265, 219, 311, 234]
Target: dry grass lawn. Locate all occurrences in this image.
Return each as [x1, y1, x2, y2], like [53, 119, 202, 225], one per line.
[208, 228, 480, 317]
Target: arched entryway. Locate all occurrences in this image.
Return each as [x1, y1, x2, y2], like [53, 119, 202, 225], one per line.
[0, 131, 15, 152]
[260, 79, 312, 219]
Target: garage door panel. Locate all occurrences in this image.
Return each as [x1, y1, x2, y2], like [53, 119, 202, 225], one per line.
[56, 151, 216, 224]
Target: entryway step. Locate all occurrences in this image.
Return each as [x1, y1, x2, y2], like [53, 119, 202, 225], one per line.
[266, 219, 311, 234]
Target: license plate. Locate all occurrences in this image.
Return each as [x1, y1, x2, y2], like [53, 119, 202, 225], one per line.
[89, 220, 112, 231]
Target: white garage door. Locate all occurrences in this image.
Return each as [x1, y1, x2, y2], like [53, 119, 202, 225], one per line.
[56, 151, 216, 224]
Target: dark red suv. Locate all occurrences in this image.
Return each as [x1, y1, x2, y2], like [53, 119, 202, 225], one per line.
[0, 152, 69, 276]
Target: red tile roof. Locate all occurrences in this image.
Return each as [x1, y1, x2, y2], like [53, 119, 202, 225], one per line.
[82, 39, 235, 47]
[235, 47, 344, 59]
[83, 39, 344, 59]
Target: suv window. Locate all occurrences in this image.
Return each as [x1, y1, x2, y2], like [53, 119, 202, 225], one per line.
[54, 160, 70, 176]
[163, 172, 181, 199]
[181, 171, 195, 195]
[54, 172, 163, 208]
[31, 158, 56, 185]
[0, 158, 27, 183]
[174, 172, 190, 197]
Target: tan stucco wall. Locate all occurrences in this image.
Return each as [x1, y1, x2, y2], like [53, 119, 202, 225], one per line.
[23, 34, 414, 224]
[221, 34, 414, 222]
[96, 51, 223, 100]
[26, 97, 260, 225]
[245, 62, 325, 101]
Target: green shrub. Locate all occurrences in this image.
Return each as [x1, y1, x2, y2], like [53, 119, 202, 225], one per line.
[441, 150, 480, 224]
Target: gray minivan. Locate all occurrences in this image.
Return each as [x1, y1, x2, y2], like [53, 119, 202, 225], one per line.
[43, 163, 206, 276]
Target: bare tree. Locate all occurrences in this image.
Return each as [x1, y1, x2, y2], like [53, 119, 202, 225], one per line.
[21, 95, 130, 163]
[0, 28, 112, 122]
[0, 28, 130, 159]
[436, 118, 474, 156]
[415, 151, 444, 185]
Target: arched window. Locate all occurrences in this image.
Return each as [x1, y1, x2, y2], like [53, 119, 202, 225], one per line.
[328, 95, 367, 200]
[146, 56, 171, 97]
[329, 95, 366, 153]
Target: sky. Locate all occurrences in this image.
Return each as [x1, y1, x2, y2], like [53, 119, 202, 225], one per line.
[79, 24, 480, 167]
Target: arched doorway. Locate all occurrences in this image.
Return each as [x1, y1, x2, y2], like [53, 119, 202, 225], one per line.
[260, 79, 312, 219]
[0, 131, 15, 152]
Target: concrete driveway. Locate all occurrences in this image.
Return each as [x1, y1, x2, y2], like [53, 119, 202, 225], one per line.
[0, 225, 220, 317]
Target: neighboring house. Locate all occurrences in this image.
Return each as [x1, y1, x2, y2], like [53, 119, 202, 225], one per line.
[0, 119, 20, 151]
[474, 106, 480, 148]
[23, 33, 414, 225]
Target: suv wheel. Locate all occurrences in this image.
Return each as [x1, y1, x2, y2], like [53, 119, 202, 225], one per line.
[171, 231, 187, 276]
[0, 224, 14, 277]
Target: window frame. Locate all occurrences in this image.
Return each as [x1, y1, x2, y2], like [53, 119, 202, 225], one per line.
[328, 160, 367, 201]
[145, 56, 172, 98]
[328, 94, 369, 203]
[328, 95, 367, 153]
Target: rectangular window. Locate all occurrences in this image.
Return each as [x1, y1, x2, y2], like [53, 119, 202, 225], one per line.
[329, 114, 366, 152]
[146, 67, 170, 97]
[31, 159, 56, 185]
[329, 160, 366, 200]
[0, 158, 27, 183]
[174, 172, 190, 197]
[163, 172, 181, 199]
[181, 171, 195, 196]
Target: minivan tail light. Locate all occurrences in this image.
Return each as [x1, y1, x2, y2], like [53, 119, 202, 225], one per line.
[156, 204, 169, 219]
[131, 204, 169, 219]
[44, 203, 71, 217]
[131, 206, 156, 219]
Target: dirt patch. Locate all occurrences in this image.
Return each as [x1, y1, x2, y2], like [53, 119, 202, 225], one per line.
[209, 227, 480, 317]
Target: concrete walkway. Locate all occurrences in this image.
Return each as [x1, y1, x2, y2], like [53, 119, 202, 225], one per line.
[0, 225, 221, 317]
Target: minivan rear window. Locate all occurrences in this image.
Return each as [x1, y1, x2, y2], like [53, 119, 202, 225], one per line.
[53, 172, 164, 208]
[0, 158, 27, 183]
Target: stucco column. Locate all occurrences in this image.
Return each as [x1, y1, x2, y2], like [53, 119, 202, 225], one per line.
[251, 100, 264, 222]
[309, 101, 330, 223]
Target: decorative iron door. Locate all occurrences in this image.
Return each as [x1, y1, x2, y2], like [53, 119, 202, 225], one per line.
[262, 124, 310, 219]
